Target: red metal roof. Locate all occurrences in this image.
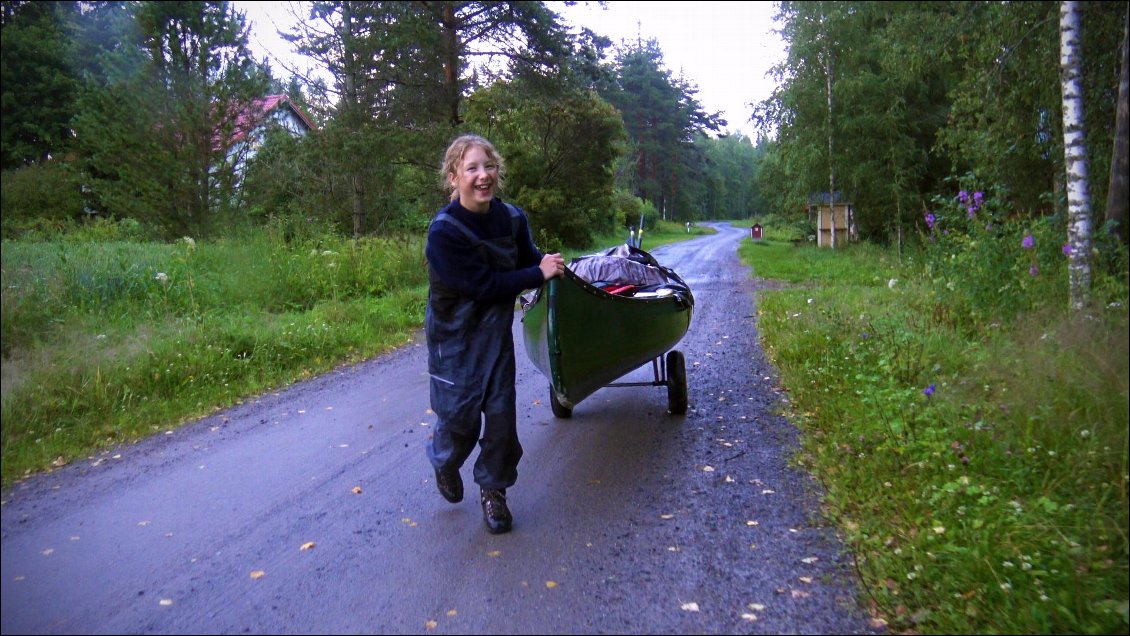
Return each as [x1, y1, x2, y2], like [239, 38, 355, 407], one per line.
[228, 94, 316, 144]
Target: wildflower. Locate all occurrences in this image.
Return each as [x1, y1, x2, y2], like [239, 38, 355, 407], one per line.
[924, 212, 936, 229]
[1029, 264, 1039, 277]
[973, 191, 984, 205]
[923, 384, 936, 397]
[1062, 243, 1072, 257]
[967, 206, 976, 219]
[1022, 235, 1035, 250]
[888, 278, 898, 289]
[958, 190, 969, 203]
[155, 272, 169, 283]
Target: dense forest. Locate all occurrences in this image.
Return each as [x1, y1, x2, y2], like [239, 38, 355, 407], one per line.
[1, 1, 1127, 254]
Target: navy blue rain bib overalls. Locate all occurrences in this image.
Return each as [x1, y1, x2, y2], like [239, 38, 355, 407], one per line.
[425, 205, 524, 491]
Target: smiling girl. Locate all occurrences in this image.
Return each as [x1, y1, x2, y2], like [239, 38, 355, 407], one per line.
[424, 134, 565, 534]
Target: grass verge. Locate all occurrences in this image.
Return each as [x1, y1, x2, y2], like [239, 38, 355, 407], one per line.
[742, 222, 1129, 634]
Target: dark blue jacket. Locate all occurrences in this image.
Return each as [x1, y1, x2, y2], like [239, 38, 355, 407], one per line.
[425, 198, 545, 302]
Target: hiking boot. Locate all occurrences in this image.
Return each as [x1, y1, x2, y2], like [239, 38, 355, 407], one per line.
[480, 488, 512, 534]
[434, 467, 463, 503]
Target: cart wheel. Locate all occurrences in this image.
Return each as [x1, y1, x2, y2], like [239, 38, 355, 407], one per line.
[550, 385, 573, 418]
[666, 350, 688, 415]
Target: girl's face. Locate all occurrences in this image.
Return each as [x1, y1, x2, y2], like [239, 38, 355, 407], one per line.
[450, 145, 498, 213]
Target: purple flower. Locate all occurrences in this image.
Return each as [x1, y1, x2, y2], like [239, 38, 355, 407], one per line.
[1062, 243, 1072, 257]
[1029, 264, 1039, 277]
[967, 206, 976, 219]
[958, 190, 969, 203]
[1022, 235, 1035, 249]
[925, 212, 936, 229]
[923, 383, 937, 397]
[973, 191, 984, 204]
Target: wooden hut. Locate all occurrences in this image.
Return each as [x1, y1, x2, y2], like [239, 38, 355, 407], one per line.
[806, 192, 856, 248]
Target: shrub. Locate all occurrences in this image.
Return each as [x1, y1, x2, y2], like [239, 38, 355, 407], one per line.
[1, 162, 85, 238]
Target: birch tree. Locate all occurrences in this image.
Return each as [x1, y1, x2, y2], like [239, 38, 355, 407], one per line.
[1059, 0, 1093, 311]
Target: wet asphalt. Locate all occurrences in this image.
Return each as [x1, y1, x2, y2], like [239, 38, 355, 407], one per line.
[1, 223, 881, 634]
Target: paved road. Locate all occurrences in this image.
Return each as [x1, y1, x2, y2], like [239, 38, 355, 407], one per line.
[1, 223, 879, 634]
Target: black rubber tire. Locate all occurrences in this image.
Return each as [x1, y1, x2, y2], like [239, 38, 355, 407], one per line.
[550, 385, 573, 418]
[666, 350, 688, 415]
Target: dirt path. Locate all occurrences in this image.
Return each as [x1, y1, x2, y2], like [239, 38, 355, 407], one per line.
[1, 223, 879, 634]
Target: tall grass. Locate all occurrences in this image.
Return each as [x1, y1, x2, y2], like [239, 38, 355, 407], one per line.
[1, 225, 428, 483]
[0, 218, 704, 484]
[743, 219, 1129, 634]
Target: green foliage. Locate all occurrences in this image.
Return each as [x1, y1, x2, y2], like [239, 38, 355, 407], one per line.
[745, 217, 1129, 634]
[465, 80, 627, 248]
[69, 1, 270, 238]
[1, 162, 85, 236]
[918, 179, 1072, 328]
[0, 1, 80, 169]
[757, 1, 1127, 243]
[0, 231, 428, 482]
[600, 38, 723, 222]
[695, 133, 765, 219]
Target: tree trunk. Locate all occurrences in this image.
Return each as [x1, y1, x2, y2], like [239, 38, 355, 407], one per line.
[1060, 0, 1094, 311]
[1106, 8, 1129, 245]
[440, 2, 462, 127]
[822, 9, 836, 249]
[341, 2, 365, 239]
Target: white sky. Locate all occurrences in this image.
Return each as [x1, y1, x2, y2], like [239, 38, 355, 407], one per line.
[233, 1, 786, 139]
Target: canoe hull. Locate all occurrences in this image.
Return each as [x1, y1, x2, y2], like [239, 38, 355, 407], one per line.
[521, 268, 693, 409]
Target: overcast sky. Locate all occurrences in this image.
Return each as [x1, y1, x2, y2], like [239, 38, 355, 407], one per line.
[233, 1, 786, 139]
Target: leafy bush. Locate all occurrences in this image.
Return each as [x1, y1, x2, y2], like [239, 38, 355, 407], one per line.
[746, 212, 1129, 634]
[1, 163, 85, 238]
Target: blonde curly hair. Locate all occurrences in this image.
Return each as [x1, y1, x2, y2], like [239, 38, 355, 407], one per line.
[440, 134, 506, 201]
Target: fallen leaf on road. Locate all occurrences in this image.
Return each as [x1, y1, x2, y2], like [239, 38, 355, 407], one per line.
[300, 542, 316, 551]
[791, 589, 810, 599]
[159, 599, 173, 606]
[546, 581, 558, 589]
[446, 609, 457, 617]
[425, 620, 438, 630]
[250, 570, 265, 579]
[746, 520, 759, 526]
[801, 557, 819, 564]
[741, 613, 758, 621]
[681, 602, 700, 612]
[703, 465, 715, 472]
[799, 576, 813, 584]
[748, 603, 765, 611]
[352, 486, 363, 494]
[487, 550, 501, 557]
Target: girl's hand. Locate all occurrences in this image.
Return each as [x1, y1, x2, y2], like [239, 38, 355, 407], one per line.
[540, 253, 566, 280]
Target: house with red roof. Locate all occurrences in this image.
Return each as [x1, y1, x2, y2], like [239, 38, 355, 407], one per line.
[223, 94, 316, 174]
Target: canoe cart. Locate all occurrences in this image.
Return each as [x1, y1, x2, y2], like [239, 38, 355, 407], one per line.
[521, 244, 694, 418]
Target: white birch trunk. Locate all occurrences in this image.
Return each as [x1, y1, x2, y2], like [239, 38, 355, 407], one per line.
[1060, 1, 1094, 311]
[825, 40, 836, 249]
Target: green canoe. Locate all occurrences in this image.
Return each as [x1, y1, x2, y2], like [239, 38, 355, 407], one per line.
[520, 246, 694, 417]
